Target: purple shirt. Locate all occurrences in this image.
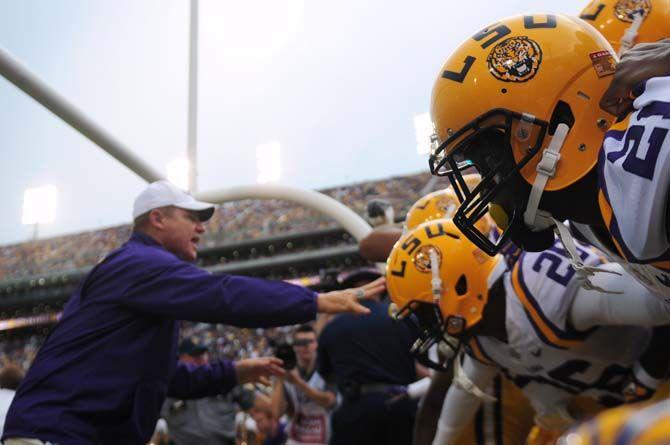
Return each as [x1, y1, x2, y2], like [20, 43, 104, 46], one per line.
[3, 232, 317, 445]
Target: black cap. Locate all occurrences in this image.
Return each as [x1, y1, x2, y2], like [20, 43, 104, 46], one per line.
[178, 338, 208, 356]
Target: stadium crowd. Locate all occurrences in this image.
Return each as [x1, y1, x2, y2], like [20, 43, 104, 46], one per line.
[0, 323, 295, 375]
[0, 172, 432, 281]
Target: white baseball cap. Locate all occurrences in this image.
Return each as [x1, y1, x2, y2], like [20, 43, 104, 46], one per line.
[133, 180, 215, 221]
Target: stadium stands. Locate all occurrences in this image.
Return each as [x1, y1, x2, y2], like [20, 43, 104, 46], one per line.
[0, 172, 432, 281]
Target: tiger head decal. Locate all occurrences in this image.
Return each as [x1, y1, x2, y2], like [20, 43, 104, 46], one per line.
[413, 245, 442, 274]
[487, 36, 543, 83]
[614, 0, 651, 22]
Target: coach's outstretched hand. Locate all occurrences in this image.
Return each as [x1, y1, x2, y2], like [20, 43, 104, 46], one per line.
[235, 357, 285, 386]
[600, 39, 670, 117]
[316, 277, 386, 315]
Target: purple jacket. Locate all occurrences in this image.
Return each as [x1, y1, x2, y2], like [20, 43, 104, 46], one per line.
[3, 232, 317, 445]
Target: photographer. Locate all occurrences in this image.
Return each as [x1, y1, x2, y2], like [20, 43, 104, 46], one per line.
[271, 325, 335, 445]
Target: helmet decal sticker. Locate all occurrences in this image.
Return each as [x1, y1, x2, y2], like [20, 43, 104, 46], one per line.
[413, 245, 442, 273]
[487, 36, 543, 83]
[589, 50, 617, 77]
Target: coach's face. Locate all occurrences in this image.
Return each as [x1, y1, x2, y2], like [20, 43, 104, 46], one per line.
[159, 208, 205, 262]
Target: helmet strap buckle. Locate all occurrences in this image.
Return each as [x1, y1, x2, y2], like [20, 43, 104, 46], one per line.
[429, 249, 443, 303]
[523, 123, 570, 229]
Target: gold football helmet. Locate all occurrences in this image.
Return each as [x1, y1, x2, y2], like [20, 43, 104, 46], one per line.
[405, 174, 493, 234]
[405, 188, 460, 230]
[428, 13, 617, 255]
[580, 0, 670, 55]
[386, 218, 504, 368]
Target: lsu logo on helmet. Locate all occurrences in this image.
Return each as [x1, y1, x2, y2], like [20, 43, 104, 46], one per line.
[614, 0, 652, 22]
[487, 36, 543, 82]
[413, 244, 442, 273]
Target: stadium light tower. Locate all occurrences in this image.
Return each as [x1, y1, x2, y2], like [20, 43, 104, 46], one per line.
[166, 158, 190, 190]
[414, 112, 434, 155]
[187, 0, 199, 193]
[22, 185, 58, 240]
[256, 142, 281, 184]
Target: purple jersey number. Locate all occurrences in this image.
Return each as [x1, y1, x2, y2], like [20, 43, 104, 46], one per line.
[607, 124, 669, 180]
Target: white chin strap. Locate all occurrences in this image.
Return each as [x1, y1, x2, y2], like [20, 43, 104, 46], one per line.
[430, 249, 443, 304]
[619, 12, 644, 56]
[523, 123, 569, 230]
[452, 351, 497, 403]
[522, 123, 622, 293]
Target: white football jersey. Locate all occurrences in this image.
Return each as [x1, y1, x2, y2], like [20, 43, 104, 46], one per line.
[467, 240, 651, 417]
[588, 75, 670, 298]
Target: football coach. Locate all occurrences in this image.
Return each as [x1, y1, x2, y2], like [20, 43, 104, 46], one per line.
[3, 180, 384, 445]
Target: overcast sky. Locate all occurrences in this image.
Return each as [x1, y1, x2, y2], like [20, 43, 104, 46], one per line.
[0, 0, 585, 245]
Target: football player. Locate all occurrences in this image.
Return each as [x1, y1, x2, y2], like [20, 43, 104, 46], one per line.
[386, 219, 670, 444]
[427, 13, 670, 299]
[579, 0, 670, 56]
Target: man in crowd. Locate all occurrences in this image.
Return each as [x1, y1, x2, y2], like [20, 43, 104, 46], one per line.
[317, 268, 420, 445]
[161, 338, 254, 445]
[2, 180, 385, 445]
[271, 325, 335, 445]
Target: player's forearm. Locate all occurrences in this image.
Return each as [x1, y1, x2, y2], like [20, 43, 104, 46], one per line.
[432, 385, 482, 445]
[433, 356, 497, 445]
[359, 227, 403, 262]
[569, 263, 670, 330]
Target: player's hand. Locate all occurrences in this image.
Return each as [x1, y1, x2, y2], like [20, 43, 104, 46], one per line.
[316, 277, 386, 315]
[600, 39, 670, 117]
[234, 357, 285, 386]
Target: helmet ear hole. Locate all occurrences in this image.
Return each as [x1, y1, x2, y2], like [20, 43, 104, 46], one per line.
[455, 274, 468, 296]
[548, 100, 575, 135]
